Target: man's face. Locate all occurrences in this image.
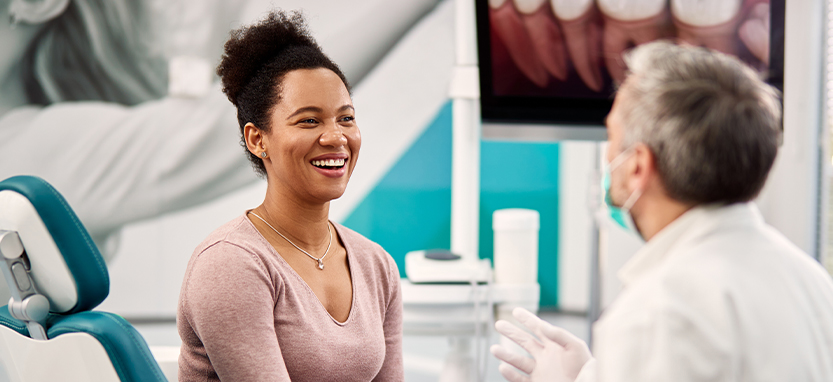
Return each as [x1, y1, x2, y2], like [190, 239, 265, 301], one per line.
[605, 80, 635, 208]
[605, 80, 632, 164]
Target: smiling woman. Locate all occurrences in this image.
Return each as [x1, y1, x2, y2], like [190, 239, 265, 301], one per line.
[244, 68, 361, 204]
[176, 10, 403, 382]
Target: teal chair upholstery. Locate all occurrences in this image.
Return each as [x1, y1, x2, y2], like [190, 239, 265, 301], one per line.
[0, 175, 167, 382]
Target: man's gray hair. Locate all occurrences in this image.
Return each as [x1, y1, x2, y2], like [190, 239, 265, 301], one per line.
[619, 41, 782, 204]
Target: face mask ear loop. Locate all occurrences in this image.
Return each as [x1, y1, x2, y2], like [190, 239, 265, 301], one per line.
[621, 188, 643, 212]
[611, 146, 641, 212]
[608, 147, 634, 171]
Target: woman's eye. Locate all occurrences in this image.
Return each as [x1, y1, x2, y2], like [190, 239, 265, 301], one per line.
[340, 116, 355, 123]
[299, 118, 318, 124]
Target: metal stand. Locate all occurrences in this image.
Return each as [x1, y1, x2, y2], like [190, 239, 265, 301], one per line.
[0, 231, 50, 340]
[439, 337, 475, 382]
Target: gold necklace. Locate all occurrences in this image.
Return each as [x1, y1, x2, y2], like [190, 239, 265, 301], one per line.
[249, 212, 332, 270]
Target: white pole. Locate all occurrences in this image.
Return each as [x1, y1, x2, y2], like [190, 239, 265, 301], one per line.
[447, 1, 482, 381]
[451, 0, 481, 262]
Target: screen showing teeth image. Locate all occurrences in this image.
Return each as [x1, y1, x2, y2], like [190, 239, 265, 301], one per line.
[488, 0, 771, 97]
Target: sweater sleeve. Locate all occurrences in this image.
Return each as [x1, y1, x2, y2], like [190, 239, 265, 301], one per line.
[373, 255, 404, 381]
[180, 241, 291, 381]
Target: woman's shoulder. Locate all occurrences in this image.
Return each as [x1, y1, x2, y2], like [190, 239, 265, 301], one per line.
[180, 215, 279, 326]
[192, 213, 264, 258]
[184, 214, 276, 291]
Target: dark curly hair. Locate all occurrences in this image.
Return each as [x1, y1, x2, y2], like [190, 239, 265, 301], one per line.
[217, 10, 350, 177]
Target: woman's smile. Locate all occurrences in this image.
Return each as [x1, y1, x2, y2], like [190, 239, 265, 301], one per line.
[310, 153, 349, 178]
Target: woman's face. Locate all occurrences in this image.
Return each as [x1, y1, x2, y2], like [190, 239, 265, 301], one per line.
[262, 68, 360, 204]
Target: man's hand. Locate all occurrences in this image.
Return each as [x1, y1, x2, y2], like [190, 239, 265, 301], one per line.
[491, 307, 593, 382]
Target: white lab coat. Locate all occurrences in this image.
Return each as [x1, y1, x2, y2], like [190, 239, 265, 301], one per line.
[577, 202, 833, 381]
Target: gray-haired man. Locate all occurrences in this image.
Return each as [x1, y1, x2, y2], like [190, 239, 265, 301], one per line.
[492, 41, 833, 382]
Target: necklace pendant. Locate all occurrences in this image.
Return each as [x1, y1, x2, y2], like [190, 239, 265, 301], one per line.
[318, 259, 324, 270]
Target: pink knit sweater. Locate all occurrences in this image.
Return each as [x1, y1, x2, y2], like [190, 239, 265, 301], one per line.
[177, 214, 403, 381]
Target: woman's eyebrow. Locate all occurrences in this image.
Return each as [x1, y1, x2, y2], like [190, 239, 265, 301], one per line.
[287, 106, 323, 120]
[286, 105, 354, 120]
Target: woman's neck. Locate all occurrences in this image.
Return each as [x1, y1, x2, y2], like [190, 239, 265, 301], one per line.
[254, 185, 332, 248]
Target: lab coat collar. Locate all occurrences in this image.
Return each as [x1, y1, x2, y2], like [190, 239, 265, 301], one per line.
[617, 202, 764, 287]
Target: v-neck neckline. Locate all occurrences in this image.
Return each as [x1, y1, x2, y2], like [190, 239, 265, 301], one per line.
[244, 212, 357, 326]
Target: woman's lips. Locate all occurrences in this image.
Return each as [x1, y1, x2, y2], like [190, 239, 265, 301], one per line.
[310, 157, 348, 178]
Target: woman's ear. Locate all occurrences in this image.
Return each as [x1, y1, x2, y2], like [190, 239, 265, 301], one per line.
[244, 122, 266, 157]
[9, 0, 70, 24]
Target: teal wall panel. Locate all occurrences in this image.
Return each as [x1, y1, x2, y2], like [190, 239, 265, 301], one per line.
[343, 102, 561, 307]
[343, 103, 454, 275]
[479, 141, 560, 307]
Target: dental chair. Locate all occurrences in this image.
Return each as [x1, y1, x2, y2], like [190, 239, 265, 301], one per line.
[0, 175, 168, 381]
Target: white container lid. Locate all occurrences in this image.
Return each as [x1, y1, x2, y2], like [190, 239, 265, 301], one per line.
[493, 209, 540, 231]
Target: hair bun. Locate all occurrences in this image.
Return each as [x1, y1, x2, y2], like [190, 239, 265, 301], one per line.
[218, 10, 319, 105]
[215, 9, 349, 178]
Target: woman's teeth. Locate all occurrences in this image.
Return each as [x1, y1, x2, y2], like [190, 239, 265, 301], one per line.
[312, 158, 346, 168]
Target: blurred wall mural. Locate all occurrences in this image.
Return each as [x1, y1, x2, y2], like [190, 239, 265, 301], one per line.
[0, 0, 439, 258]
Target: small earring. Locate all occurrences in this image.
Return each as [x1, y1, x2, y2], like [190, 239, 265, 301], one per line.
[260, 152, 267, 158]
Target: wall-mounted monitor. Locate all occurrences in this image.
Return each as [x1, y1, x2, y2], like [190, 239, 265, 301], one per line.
[476, 0, 785, 141]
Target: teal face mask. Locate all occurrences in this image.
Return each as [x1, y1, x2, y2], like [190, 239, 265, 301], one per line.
[603, 150, 643, 235]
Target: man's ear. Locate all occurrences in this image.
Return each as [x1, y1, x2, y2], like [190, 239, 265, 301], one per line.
[628, 143, 657, 191]
[9, 0, 70, 24]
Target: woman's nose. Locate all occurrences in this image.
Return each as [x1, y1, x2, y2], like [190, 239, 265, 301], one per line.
[319, 122, 348, 147]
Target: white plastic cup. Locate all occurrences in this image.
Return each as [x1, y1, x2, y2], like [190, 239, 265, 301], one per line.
[492, 209, 540, 285]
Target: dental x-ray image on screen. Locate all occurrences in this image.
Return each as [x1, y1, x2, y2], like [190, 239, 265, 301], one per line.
[476, 0, 784, 126]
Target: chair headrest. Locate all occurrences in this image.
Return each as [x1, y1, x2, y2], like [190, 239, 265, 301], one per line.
[0, 176, 109, 314]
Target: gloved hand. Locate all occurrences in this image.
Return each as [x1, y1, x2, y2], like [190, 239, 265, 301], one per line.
[491, 307, 593, 382]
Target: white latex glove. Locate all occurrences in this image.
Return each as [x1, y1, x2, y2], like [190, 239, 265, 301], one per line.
[491, 307, 593, 382]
